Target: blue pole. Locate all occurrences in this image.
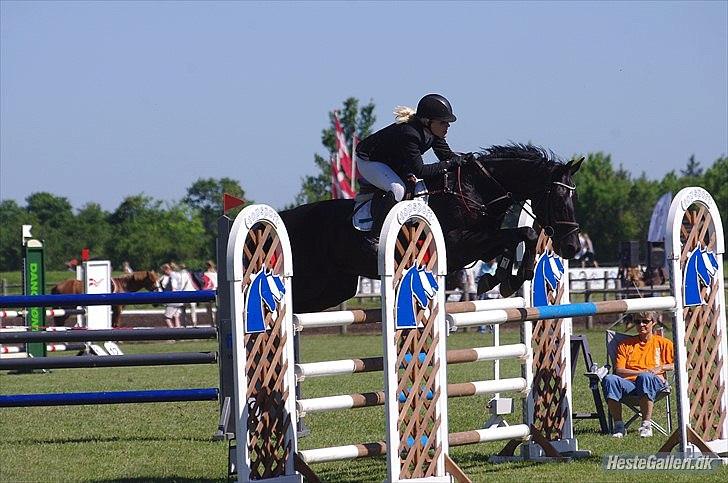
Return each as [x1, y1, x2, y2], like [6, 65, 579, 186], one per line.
[0, 290, 216, 308]
[0, 388, 219, 407]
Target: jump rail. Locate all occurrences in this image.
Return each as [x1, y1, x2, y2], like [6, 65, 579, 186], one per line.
[0, 327, 217, 343]
[0, 290, 216, 308]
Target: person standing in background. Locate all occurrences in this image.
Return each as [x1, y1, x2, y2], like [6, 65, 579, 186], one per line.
[177, 263, 197, 327]
[203, 260, 218, 325]
[160, 263, 183, 329]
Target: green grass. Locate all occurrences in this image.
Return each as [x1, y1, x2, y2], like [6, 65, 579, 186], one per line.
[2, 331, 727, 482]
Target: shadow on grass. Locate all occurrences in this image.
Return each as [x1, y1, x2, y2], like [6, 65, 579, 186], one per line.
[574, 426, 608, 435]
[4, 434, 221, 445]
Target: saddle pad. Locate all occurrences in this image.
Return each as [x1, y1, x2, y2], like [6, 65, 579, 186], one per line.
[352, 193, 374, 232]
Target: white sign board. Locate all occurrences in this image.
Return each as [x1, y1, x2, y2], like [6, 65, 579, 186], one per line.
[83, 261, 112, 330]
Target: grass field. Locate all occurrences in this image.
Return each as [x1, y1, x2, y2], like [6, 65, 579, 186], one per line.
[2, 328, 726, 482]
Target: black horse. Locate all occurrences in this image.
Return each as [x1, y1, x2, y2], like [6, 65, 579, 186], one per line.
[280, 144, 582, 313]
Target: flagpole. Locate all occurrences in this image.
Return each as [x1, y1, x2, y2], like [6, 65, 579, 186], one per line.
[351, 134, 358, 193]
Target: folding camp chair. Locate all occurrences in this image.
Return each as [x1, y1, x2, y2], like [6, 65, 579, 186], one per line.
[603, 329, 673, 436]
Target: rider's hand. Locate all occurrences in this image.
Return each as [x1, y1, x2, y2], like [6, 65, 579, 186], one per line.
[447, 154, 468, 170]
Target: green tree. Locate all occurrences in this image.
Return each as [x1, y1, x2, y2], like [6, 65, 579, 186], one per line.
[107, 195, 206, 270]
[183, 177, 248, 256]
[292, 97, 376, 206]
[24, 192, 78, 269]
[0, 200, 36, 271]
[573, 153, 641, 263]
[681, 154, 703, 177]
[74, 203, 112, 261]
[700, 156, 728, 245]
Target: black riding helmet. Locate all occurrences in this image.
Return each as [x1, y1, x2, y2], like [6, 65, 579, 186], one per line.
[416, 94, 457, 123]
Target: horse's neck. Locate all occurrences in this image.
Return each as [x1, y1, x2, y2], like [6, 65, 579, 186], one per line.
[113, 276, 144, 293]
[487, 160, 543, 201]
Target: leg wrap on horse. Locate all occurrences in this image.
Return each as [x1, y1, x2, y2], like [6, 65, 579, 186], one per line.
[476, 226, 539, 298]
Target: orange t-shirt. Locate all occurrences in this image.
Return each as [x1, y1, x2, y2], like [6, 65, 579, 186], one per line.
[615, 335, 674, 381]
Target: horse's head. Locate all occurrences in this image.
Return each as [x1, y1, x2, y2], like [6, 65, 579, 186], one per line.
[143, 271, 161, 291]
[465, 145, 582, 259]
[532, 158, 582, 259]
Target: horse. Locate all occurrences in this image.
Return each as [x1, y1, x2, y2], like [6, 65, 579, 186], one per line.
[279, 143, 582, 313]
[245, 268, 286, 333]
[50, 270, 160, 327]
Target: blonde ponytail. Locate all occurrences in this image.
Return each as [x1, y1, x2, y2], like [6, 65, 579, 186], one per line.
[393, 105, 417, 124]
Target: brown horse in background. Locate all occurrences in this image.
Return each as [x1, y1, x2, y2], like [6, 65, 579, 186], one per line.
[50, 271, 160, 327]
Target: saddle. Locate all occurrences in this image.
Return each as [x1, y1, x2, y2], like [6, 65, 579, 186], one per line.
[352, 176, 428, 233]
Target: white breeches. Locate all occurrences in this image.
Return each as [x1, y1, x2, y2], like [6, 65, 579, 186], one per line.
[356, 156, 406, 201]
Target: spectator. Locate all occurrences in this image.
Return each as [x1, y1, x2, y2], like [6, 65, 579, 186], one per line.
[203, 260, 218, 325]
[463, 266, 477, 302]
[601, 311, 674, 438]
[160, 263, 183, 328]
[203, 260, 218, 290]
[576, 233, 597, 267]
[177, 263, 198, 327]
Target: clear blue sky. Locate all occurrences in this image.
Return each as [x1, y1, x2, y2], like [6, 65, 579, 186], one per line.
[1, 1, 726, 211]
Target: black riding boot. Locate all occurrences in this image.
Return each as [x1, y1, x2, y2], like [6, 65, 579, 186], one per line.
[371, 190, 398, 236]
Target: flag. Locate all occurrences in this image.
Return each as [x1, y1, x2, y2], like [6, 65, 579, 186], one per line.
[331, 111, 356, 199]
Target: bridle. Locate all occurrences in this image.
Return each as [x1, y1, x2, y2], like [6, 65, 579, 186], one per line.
[427, 159, 580, 241]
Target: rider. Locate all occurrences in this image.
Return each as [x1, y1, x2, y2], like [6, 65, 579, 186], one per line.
[353, 93, 468, 231]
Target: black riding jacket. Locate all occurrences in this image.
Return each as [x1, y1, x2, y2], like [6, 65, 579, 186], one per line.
[355, 118, 455, 180]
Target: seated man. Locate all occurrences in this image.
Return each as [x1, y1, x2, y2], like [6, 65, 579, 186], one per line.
[602, 311, 674, 438]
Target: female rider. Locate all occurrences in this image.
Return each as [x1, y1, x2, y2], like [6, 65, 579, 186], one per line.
[354, 93, 466, 231]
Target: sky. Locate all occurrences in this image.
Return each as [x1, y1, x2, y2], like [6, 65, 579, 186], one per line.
[1, 1, 726, 212]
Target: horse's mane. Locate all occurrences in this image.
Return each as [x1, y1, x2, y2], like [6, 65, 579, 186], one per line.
[475, 143, 565, 168]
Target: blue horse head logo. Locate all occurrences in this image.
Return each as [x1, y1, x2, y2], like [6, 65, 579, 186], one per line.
[533, 251, 565, 307]
[395, 265, 439, 329]
[684, 245, 719, 306]
[244, 268, 285, 333]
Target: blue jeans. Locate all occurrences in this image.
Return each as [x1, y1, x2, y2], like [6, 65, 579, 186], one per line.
[602, 372, 667, 402]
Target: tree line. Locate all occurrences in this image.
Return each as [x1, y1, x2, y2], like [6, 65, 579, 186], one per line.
[1, 97, 725, 272]
[0, 178, 247, 272]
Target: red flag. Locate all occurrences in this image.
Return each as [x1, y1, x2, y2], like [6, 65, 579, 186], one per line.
[331, 111, 356, 199]
[223, 193, 246, 212]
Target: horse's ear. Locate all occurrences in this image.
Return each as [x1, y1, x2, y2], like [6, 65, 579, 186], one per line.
[567, 156, 584, 174]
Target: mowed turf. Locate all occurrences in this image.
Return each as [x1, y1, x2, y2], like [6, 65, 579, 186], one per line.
[1, 330, 727, 482]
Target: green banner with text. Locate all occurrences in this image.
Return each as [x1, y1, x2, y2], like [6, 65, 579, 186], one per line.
[23, 244, 46, 358]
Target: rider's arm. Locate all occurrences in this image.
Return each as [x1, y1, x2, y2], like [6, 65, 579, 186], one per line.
[432, 137, 455, 161]
[400, 132, 454, 178]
